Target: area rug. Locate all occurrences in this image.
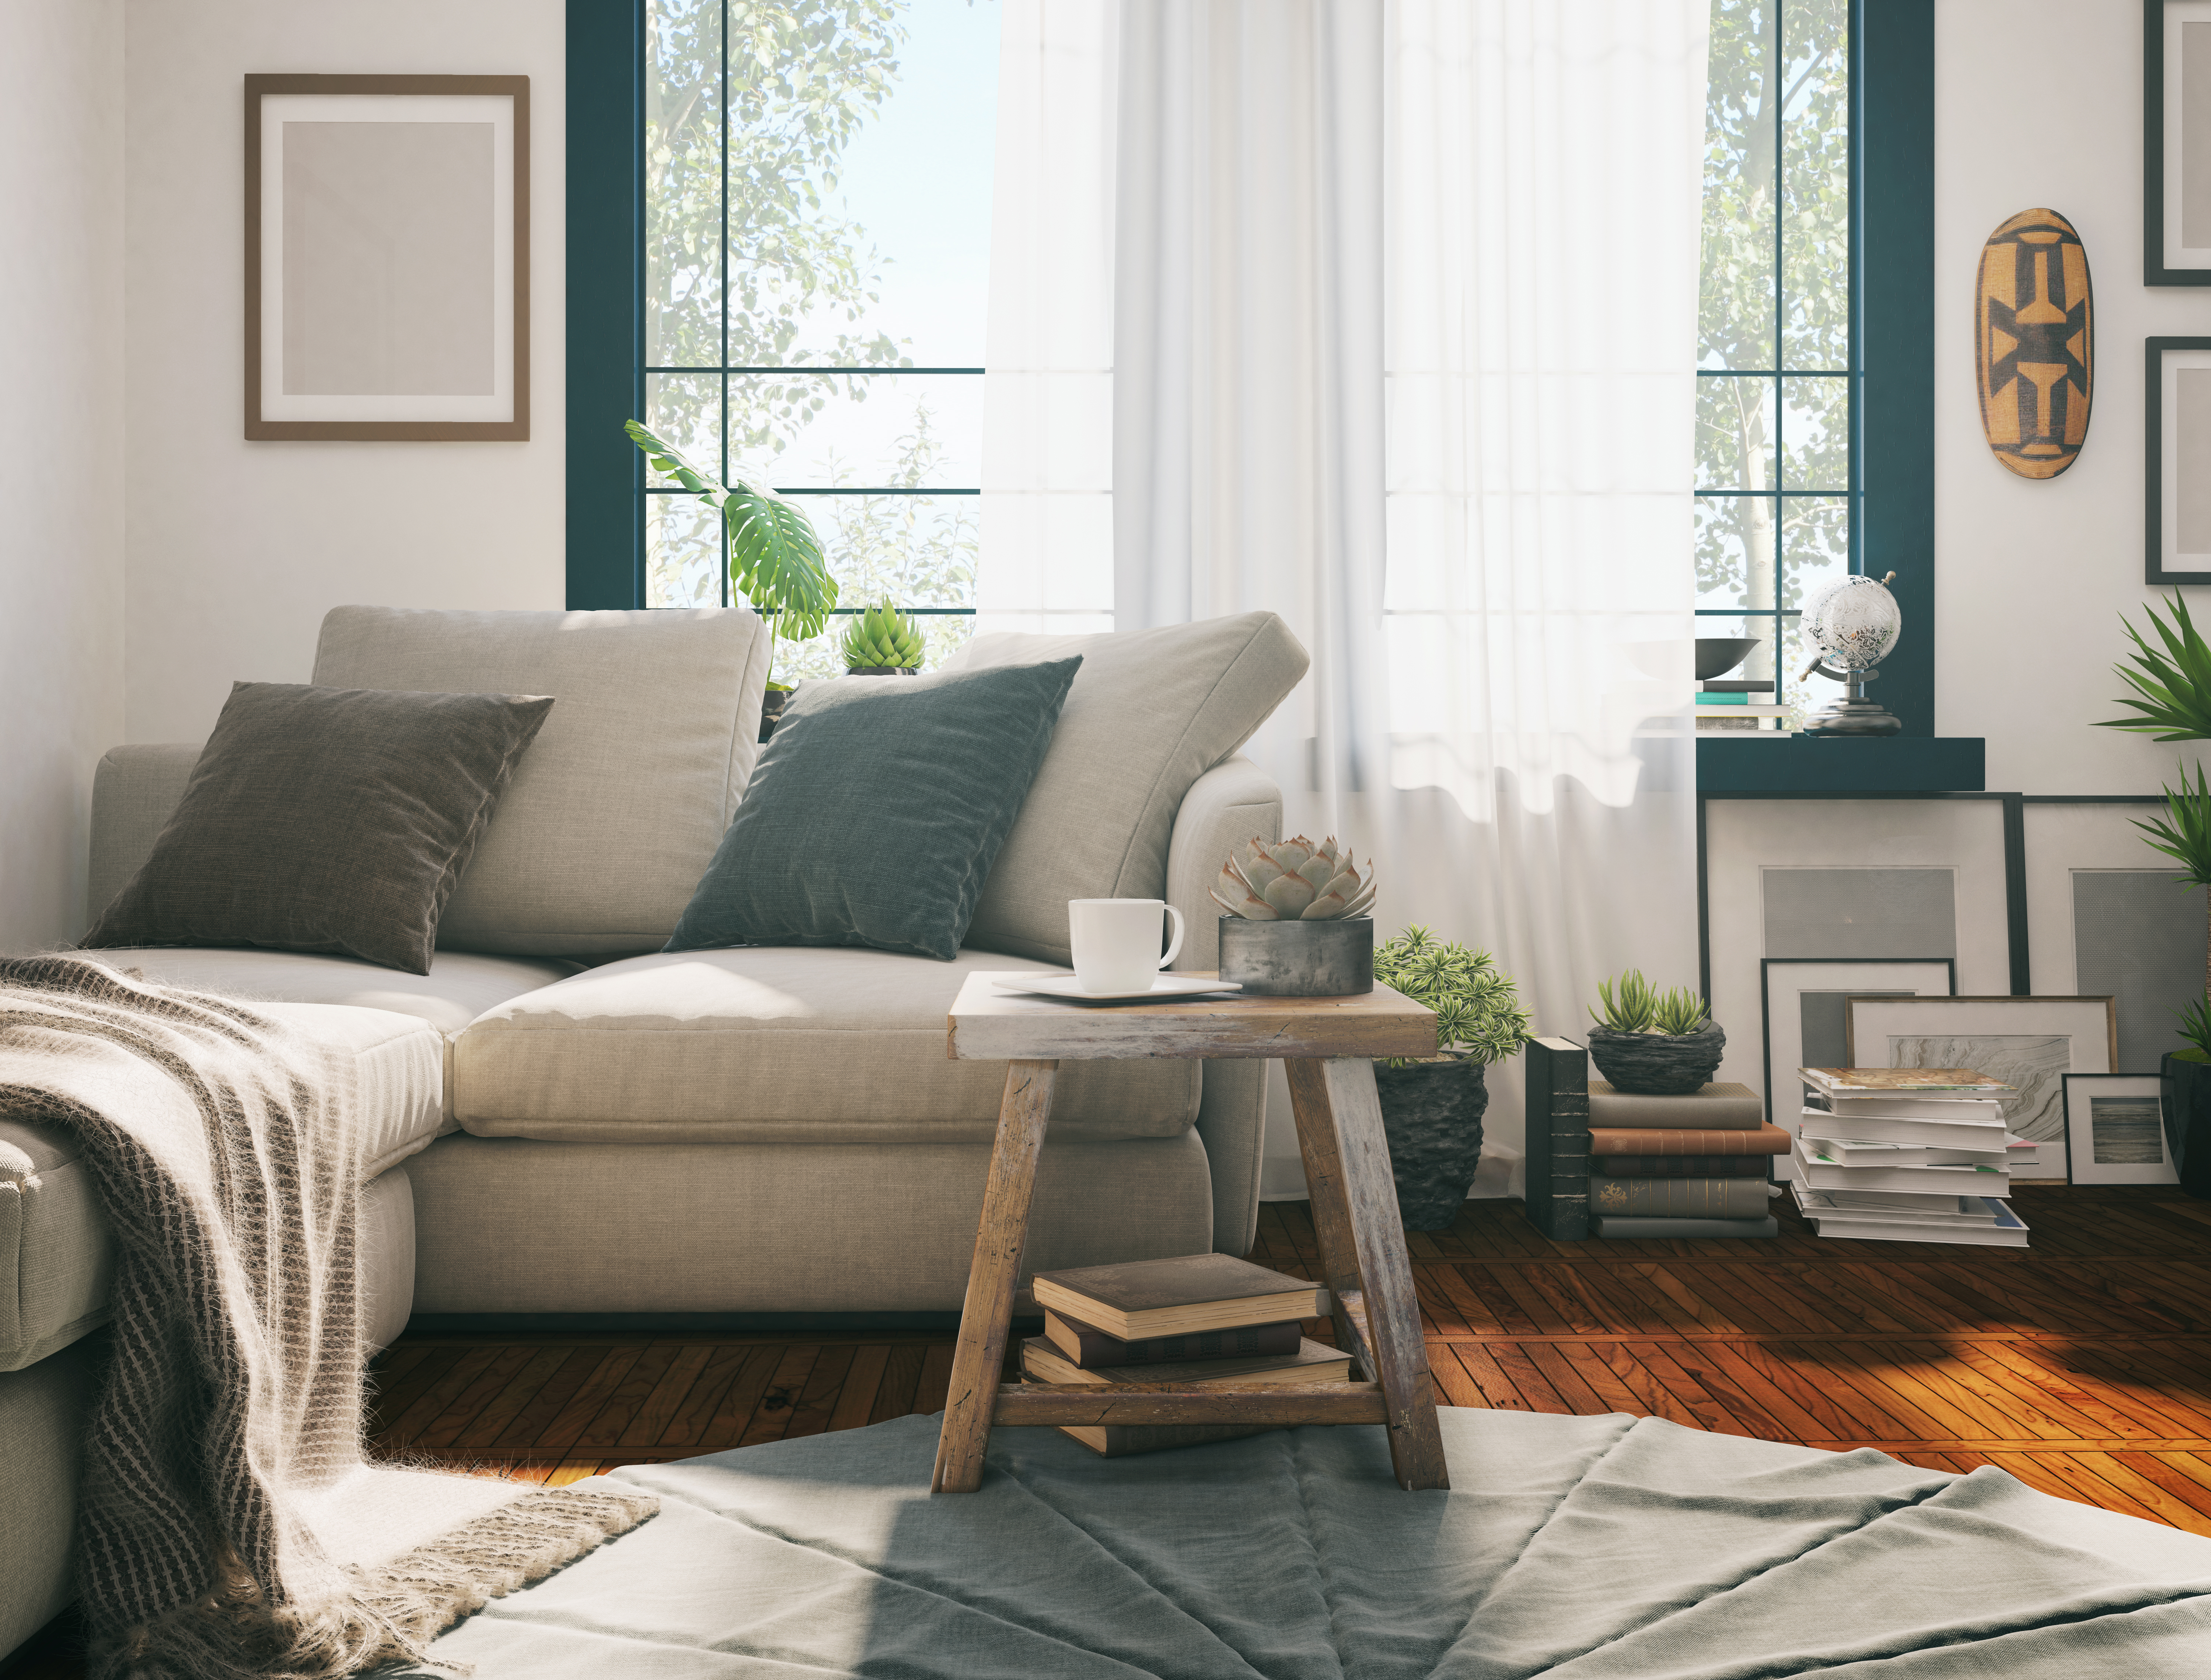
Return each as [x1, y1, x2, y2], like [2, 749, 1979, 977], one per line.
[395, 1407, 2211, 1678]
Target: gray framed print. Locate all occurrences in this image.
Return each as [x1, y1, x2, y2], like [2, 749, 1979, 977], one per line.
[2147, 338, 2211, 582]
[1758, 960, 1957, 1144]
[1844, 995, 2118, 1164]
[245, 74, 530, 440]
[2148, 2, 2211, 285]
[2062, 1073, 2179, 1185]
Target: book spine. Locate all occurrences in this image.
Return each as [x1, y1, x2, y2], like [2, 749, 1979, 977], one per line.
[1592, 1215, 1779, 1239]
[1522, 1038, 1589, 1241]
[1587, 1176, 1770, 1219]
[1058, 1318, 1303, 1367]
[1587, 1125, 1791, 1156]
[1595, 1156, 1771, 1177]
[1586, 1098, 1764, 1129]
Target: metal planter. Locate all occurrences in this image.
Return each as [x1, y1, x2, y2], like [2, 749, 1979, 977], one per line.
[1217, 916, 1374, 996]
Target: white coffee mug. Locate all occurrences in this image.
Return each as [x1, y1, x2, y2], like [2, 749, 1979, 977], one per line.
[1068, 898, 1186, 994]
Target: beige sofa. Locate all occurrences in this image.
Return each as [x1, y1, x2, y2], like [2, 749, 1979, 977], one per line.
[0, 603, 1304, 1655]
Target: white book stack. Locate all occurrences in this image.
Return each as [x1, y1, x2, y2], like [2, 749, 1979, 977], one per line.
[1789, 1067, 2032, 1248]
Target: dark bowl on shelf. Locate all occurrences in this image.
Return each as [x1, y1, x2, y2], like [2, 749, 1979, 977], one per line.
[1695, 636, 1764, 681]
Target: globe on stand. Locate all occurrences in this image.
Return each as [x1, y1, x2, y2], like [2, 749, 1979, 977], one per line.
[1800, 572, 1904, 737]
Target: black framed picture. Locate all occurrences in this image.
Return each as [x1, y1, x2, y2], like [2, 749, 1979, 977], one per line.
[2145, 1, 2211, 285]
[2145, 338, 2211, 583]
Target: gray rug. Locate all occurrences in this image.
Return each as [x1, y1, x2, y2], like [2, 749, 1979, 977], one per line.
[401, 1408, 2211, 1678]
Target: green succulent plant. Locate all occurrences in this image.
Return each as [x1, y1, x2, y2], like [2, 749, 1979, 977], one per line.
[1373, 926, 1533, 1068]
[624, 420, 838, 687]
[839, 602, 927, 671]
[1591, 970, 1710, 1037]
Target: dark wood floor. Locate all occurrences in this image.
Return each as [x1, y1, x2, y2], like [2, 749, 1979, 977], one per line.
[11, 1186, 2211, 1679]
[364, 1185, 2211, 1530]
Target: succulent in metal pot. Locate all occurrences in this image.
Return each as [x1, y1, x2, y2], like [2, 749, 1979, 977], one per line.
[839, 602, 927, 671]
[1211, 835, 1376, 921]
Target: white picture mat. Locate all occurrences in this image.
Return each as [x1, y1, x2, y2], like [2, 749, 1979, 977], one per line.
[1844, 996, 2116, 1146]
[259, 93, 515, 422]
[1760, 961, 1956, 1174]
[2161, 347, 2211, 567]
[2168, 4, 2211, 269]
[2062, 1074, 2179, 1185]
[1704, 799, 2012, 1097]
[2022, 803, 2168, 992]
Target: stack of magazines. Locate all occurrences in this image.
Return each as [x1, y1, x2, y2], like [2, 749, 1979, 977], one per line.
[1787, 1068, 2030, 1248]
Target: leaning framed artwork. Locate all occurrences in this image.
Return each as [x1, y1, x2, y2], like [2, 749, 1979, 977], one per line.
[245, 74, 530, 440]
[2061, 1073, 2180, 1186]
[2146, 1, 2211, 286]
[2147, 338, 2211, 583]
[1758, 959, 1957, 1138]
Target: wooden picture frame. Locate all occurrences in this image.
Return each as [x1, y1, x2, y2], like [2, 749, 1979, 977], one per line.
[2145, 1, 2211, 285]
[245, 74, 529, 440]
[2062, 1073, 2180, 1185]
[2145, 337, 2211, 582]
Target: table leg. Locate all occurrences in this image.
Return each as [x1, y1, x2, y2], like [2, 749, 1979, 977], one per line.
[932, 1058, 1058, 1494]
[1285, 1056, 1450, 1492]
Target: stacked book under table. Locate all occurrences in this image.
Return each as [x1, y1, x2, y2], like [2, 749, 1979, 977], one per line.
[1786, 1067, 2030, 1248]
[1585, 1080, 1790, 1239]
[1022, 1253, 1344, 1456]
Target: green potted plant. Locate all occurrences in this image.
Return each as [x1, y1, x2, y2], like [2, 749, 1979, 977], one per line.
[2096, 593, 2211, 1194]
[625, 420, 839, 738]
[1369, 928, 1533, 1229]
[1211, 836, 1376, 995]
[1585, 970, 1724, 1096]
[839, 602, 926, 675]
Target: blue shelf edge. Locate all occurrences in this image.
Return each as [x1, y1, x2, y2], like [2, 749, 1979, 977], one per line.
[1696, 736, 1985, 793]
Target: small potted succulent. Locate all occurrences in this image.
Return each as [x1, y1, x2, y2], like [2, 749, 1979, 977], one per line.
[1372, 927, 1533, 1230]
[1584, 970, 1725, 1096]
[1211, 836, 1375, 995]
[840, 603, 926, 675]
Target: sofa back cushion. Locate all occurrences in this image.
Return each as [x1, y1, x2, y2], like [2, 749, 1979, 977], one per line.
[945, 612, 1308, 964]
[312, 606, 773, 957]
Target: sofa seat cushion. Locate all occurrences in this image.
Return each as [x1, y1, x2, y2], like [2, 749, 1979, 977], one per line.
[0, 1002, 439, 1373]
[453, 947, 1202, 1144]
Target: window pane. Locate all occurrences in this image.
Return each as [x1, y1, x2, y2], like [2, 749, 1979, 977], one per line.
[1783, 613, 1850, 724]
[812, 493, 980, 610]
[1780, 374, 1848, 490]
[1779, 493, 1850, 611]
[1701, 0, 1778, 370]
[726, 0, 999, 369]
[1698, 495, 1778, 613]
[1782, 0, 1849, 371]
[646, 492, 723, 609]
[646, 0, 723, 369]
[1697, 376, 1775, 490]
[730, 372, 982, 489]
[643, 371, 723, 488]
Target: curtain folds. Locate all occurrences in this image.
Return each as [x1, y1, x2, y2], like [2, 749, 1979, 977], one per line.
[986, 0, 1708, 1195]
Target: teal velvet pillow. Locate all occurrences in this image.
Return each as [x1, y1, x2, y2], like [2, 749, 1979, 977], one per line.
[666, 657, 1082, 961]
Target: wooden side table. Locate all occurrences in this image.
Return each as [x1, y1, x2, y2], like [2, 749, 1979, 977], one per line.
[931, 972, 1449, 1494]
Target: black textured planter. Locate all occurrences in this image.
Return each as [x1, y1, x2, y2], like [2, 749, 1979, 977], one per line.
[1585, 1021, 1726, 1096]
[2164, 1053, 2211, 1199]
[1375, 1059, 1489, 1230]
[1218, 916, 1373, 996]
[758, 688, 792, 743]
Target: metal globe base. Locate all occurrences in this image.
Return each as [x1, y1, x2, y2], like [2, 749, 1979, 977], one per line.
[1802, 660, 1904, 737]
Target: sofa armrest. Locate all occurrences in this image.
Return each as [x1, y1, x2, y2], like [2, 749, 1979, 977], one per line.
[88, 744, 200, 921]
[1166, 755, 1281, 1257]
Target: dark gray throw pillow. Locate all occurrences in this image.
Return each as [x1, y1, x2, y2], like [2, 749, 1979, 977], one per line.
[666, 657, 1082, 961]
[83, 681, 554, 975]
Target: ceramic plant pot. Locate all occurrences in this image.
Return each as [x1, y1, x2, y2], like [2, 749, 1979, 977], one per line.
[1585, 1021, 1726, 1096]
[2164, 1052, 2211, 1200]
[1217, 916, 1374, 996]
[1374, 1058, 1488, 1230]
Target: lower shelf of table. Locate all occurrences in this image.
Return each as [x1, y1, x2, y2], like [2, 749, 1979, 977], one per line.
[994, 1381, 1387, 1426]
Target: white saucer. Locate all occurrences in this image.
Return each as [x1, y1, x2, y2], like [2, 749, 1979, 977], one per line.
[993, 974, 1244, 1003]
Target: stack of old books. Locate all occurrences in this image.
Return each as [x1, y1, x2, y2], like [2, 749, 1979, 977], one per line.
[1788, 1067, 2029, 1247]
[1586, 1079, 1788, 1238]
[1023, 1253, 1347, 1456]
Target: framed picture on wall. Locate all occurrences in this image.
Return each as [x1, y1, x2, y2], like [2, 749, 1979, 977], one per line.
[2147, 2, 2211, 285]
[245, 74, 530, 440]
[2062, 1073, 2180, 1185]
[2147, 338, 2211, 582]
[1844, 995, 2118, 1162]
[1759, 959, 1957, 1138]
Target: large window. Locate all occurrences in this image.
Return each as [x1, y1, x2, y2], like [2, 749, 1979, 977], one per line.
[639, 0, 998, 675]
[1696, 0, 1854, 726]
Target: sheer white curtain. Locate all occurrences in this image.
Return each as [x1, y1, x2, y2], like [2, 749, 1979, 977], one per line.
[985, 0, 1706, 1195]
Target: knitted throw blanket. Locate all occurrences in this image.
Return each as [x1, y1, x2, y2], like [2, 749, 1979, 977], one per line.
[0, 957, 656, 1679]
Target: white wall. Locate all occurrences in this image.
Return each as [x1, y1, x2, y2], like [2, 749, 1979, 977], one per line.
[1936, 0, 2207, 794]
[0, 0, 128, 948]
[123, 0, 566, 748]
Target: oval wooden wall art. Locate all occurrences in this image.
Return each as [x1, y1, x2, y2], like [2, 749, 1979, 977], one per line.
[1976, 208, 2093, 479]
